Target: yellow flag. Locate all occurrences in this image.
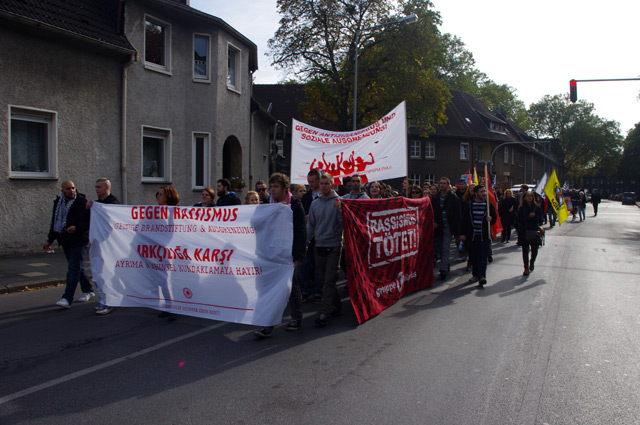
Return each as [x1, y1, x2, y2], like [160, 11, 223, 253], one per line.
[544, 170, 569, 224]
[473, 166, 478, 185]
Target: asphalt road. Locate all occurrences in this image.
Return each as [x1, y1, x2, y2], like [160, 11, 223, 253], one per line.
[1, 200, 639, 424]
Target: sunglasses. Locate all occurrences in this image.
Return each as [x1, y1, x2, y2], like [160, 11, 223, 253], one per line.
[411, 190, 421, 194]
[257, 188, 266, 192]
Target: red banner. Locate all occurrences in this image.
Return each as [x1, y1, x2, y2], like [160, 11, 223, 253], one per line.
[341, 197, 434, 323]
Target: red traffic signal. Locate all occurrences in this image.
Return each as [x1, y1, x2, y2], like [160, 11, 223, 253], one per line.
[569, 79, 577, 103]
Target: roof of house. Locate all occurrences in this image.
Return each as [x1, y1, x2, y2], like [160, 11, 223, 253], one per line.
[430, 90, 526, 143]
[0, 0, 259, 70]
[0, 0, 136, 53]
[253, 84, 307, 126]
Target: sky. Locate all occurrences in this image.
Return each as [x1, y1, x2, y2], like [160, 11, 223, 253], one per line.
[191, 0, 640, 136]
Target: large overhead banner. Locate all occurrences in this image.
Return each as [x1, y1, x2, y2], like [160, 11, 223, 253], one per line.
[340, 196, 434, 323]
[290, 102, 408, 185]
[89, 203, 294, 327]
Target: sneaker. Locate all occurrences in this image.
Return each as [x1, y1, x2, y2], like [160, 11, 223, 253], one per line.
[315, 314, 329, 327]
[96, 306, 113, 315]
[94, 304, 104, 311]
[468, 276, 479, 283]
[77, 292, 95, 302]
[478, 278, 487, 287]
[56, 298, 71, 308]
[286, 319, 301, 331]
[254, 327, 273, 338]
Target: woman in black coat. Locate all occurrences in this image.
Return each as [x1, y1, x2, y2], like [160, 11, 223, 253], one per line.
[498, 189, 518, 243]
[517, 190, 543, 275]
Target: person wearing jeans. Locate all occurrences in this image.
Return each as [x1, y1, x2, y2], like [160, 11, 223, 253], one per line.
[44, 180, 94, 308]
[308, 172, 344, 327]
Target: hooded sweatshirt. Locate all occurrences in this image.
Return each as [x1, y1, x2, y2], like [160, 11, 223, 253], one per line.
[307, 190, 343, 248]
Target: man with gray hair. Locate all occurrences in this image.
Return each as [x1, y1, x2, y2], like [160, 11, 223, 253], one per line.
[43, 180, 94, 308]
[86, 178, 120, 315]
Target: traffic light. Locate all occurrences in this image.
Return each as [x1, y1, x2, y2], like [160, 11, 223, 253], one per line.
[569, 79, 577, 103]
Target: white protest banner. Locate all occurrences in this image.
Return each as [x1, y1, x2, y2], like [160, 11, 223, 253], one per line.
[89, 202, 294, 327]
[290, 101, 407, 184]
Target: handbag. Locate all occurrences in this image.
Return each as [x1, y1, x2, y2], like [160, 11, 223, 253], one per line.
[525, 229, 541, 244]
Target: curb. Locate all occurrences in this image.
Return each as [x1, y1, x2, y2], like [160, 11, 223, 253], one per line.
[0, 279, 66, 295]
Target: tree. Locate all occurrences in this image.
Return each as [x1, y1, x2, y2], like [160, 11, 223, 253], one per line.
[268, 0, 450, 131]
[618, 122, 640, 181]
[436, 34, 530, 130]
[528, 95, 623, 181]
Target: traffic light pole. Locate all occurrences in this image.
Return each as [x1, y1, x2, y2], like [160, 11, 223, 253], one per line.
[569, 77, 640, 103]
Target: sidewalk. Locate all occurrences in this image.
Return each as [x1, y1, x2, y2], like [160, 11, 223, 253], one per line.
[0, 250, 92, 294]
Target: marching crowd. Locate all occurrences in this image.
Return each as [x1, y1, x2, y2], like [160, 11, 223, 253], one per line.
[43, 171, 595, 336]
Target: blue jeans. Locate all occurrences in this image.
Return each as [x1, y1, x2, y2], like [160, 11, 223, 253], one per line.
[578, 206, 586, 221]
[438, 224, 452, 273]
[62, 245, 93, 303]
[301, 240, 322, 297]
[469, 236, 491, 280]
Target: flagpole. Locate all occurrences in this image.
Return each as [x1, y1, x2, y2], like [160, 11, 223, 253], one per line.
[484, 164, 491, 239]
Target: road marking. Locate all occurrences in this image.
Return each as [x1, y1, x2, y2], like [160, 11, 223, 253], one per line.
[0, 322, 225, 405]
[18, 272, 47, 277]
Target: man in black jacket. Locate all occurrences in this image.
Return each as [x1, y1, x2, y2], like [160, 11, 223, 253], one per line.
[216, 178, 242, 206]
[43, 180, 94, 308]
[432, 177, 462, 280]
[460, 185, 497, 287]
[300, 169, 322, 303]
[255, 172, 307, 338]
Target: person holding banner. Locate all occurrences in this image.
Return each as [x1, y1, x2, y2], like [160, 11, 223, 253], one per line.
[44, 180, 94, 308]
[254, 173, 307, 337]
[216, 178, 242, 206]
[156, 185, 180, 320]
[193, 187, 216, 207]
[517, 190, 543, 276]
[87, 178, 121, 316]
[341, 174, 369, 200]
[460, 185, 497, 287]
[307, 173, 344, 327]
[367, 181, 383, 199]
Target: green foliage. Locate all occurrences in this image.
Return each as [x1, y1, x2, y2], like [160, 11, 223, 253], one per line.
[528, 95, 624, 180]
[268, 0, 450, 131]
[436, 34, 529, 130]
[618, 122, 640, 180]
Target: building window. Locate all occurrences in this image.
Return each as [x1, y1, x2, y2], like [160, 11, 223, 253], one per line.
[227, 44, 240, 91]
[142, 127, 171, 182]
[193, 34, 210, 81]
[193, 133, 210, 189]
[504, 147, 509, 164]
[511, 148, 515, 164]
[460, 142, 469, 160]
[144, 16, 171, 73]
[410, 174, 420, 186]
[425, 141, 435, 159]
[424, 174, 435, 185]
[9, 106, 57, 178]
[409, 140, 421, 158]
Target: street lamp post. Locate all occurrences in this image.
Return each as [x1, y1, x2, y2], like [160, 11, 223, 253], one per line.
[352, 13, 418, 131]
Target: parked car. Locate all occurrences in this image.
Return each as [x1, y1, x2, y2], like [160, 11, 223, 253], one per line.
[621, 192, 637, 205]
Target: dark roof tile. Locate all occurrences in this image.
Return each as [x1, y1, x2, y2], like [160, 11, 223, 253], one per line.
[0, 0, 135, 52]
